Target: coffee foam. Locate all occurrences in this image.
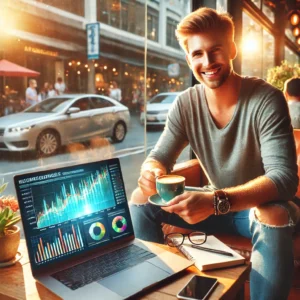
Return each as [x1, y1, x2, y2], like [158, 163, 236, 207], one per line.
[157, 175, 185, 184]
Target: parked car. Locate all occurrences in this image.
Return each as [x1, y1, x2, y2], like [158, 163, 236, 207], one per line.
[140, 92, 180, 127]
[0, 94, 130, 156]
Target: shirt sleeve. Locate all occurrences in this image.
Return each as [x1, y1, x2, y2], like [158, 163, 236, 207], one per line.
[257, 89, 298, 200]
[147, 96, 189, 171]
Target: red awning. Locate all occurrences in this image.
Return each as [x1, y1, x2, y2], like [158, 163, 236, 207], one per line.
[0, 59, 40, 77]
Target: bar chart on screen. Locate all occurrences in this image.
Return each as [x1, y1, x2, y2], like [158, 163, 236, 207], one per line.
[31, 224, 84, 264]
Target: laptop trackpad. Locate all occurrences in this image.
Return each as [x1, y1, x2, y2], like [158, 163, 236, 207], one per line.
[98, 262, 169, 297]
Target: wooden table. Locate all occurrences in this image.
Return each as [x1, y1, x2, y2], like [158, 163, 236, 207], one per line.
[0, 239, 250, 300]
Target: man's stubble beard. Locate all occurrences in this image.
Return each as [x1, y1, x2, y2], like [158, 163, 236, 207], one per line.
[195, 63, 233, 89]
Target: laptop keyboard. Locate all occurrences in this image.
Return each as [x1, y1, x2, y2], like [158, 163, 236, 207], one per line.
[52, 244, 156, 290]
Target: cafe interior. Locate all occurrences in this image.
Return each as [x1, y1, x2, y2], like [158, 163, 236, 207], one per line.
[0, 0, 300, 299]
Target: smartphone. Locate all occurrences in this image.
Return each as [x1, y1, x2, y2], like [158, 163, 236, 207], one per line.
[177, 275, 218, 300]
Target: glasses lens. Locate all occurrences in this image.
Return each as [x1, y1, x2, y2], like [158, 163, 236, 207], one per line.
[189, 232, 206, 244]
[166, 233, 184, 247]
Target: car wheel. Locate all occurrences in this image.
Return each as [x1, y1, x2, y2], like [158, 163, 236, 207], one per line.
[112, 122, 126, 143]
[37, 130, 60, 156]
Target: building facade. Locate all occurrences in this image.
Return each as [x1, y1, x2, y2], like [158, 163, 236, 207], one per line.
[0, 0, 299, 109]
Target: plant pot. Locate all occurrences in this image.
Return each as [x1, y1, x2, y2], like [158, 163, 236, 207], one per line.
[0, 225, 20, 262]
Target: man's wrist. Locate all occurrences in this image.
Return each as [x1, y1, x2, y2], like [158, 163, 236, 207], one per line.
[204, 192, 215, 216]
[213, 190, 231, 215]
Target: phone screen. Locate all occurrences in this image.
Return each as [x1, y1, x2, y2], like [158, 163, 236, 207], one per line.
[177, 275, 218, 300]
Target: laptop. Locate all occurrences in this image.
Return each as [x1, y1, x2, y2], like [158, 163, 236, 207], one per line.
[14, 158, 193, 300]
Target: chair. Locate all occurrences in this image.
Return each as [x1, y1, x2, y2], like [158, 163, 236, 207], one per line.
[168, 130, 300, 300]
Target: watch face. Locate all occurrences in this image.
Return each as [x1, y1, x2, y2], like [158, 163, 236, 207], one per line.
[217, 200, 230, 214]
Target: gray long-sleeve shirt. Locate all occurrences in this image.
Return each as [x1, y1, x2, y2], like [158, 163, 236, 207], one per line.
[148, 77, 298, 201]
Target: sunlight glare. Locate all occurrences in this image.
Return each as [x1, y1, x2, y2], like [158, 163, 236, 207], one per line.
[242, 37, 259, 54]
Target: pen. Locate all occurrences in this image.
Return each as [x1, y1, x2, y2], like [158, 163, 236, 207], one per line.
[191, 245, 234, 257]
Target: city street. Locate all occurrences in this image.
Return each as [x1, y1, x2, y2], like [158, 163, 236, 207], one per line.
[1, 113, 189, 198]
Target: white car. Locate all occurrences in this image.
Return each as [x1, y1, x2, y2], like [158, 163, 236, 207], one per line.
[140, 92, 180, 127]
[0, 94, 130, 156]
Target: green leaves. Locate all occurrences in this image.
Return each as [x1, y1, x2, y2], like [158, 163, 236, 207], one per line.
[0, 207, 21, 236]
[267, 60, 300, 91]
[0, 179, 8, 194]
[0, 180, 21, 236]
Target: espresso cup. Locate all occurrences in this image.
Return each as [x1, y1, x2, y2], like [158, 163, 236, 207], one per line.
[156, 175, 185, 203]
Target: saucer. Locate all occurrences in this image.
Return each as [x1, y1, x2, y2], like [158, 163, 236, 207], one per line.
[0, 251, 22, 268]
[148, 194, 170, 207]
[148, 187, 203, 207]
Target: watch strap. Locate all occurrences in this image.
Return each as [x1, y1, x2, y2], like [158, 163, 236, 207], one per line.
[214, 190, 230, 215]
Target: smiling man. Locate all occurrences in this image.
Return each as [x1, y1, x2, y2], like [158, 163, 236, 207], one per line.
[129, 7, 299, 300]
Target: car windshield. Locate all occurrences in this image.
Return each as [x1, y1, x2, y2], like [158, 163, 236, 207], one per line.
[24, 97, 73, 113]
[150, 94, 177, 104]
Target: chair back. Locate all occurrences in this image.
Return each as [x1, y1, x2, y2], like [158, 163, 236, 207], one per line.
[293, 129, 300, 198]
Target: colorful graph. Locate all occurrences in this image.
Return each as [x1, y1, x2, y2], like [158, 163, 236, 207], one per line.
[112, 216, 127, 233]
[89, 222, 106, 241]
[35, 168, 116, 228]
[32, 224, 84, 264]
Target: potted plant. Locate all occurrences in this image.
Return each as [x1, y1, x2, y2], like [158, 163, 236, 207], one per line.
[266, 60, 300, 91]
[0, 179, 21, 262]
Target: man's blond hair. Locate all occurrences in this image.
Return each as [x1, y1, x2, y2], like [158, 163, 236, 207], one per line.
[176, 7, 234, 54]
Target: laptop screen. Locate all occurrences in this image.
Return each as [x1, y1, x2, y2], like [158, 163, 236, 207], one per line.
[14, 158, 134, 271]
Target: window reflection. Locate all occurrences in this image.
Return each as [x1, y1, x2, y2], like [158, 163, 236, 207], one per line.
[251, 0, 261, 9]
[262, 1, 274, 23]
[242, 13, 263, 77]
[262, 30, 274, 79]
[0, 0, 191, 201]
[285, 47, 299, 65]
[167, 18, 180, 49]
[241, 12, 274, 79]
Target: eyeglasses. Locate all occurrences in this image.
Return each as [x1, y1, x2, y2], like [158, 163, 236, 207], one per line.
[165, 231, 207, 247]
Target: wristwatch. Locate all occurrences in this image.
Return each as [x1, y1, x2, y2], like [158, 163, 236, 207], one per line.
[213, 190, 231, 215]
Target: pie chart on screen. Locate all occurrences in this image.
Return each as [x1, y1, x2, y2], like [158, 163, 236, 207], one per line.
[89, 222, 106, 240]
[112, 216, 127, 233]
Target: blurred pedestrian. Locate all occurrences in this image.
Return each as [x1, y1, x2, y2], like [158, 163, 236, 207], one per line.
[25, 79, 38, 106]
[48, 83, 56, 97]
[55, 77, 66, 95]
[284, 77, 300, 129]
[109, 81, 122, 101]
[38, 82, 49, 101]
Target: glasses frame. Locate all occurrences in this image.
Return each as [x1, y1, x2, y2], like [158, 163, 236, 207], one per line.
[165, 231, 207, 247]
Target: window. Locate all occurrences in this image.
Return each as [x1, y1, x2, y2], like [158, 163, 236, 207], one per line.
[98, 0, 158, 40]
[25, 97, 73, 113]
[0, 0, 191, 204]
[262, 30, 274, 79]
[285, 47, 300, 65]
[251, 0, 261, 9]
[166, 17, 180, 49]
[36, 0, 85, 16]
[150, 94, 177, 104]
[90, 97, 115, 108]
[148, 7, 159, 42]
[262, 1, 274, 23]
[71, 98, 92, 111]
[249, 0, 274, 23]
[241, 12, 274, 79]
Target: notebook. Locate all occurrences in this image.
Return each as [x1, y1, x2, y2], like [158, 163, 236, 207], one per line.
[14, 158, 193, 300]
[175, 235, 245, 271]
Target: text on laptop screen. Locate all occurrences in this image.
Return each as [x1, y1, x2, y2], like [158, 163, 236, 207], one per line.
[15, 159, 134, 270]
